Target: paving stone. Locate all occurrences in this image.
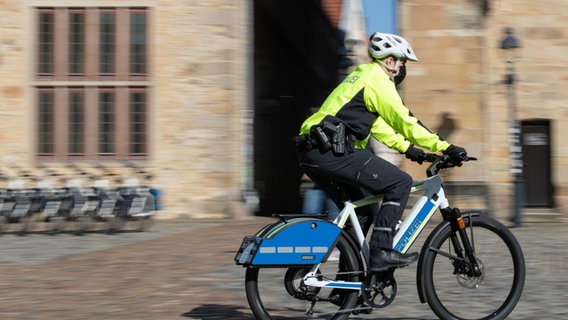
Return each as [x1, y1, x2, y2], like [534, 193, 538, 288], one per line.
[0, 217, 565, 319]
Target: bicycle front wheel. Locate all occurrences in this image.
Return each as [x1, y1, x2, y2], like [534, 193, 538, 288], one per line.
[421, 214, 525, 320]
[245, 233, 361, 319]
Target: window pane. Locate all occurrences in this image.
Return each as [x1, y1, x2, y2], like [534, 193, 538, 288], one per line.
[69, 11, 85, 74]
[34, 7, 150, 160]
[38, 10, 54, 74]
[100, 11, 115, 74]
[130, 11, 147, 74]
[38, 90, 54, 154]
[99, 90, 115, 154]
[69, 90, 84, 154]
[130, 90, 146, 155]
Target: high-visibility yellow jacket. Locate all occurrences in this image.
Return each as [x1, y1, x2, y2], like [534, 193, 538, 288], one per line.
[299, 62, 450, 153]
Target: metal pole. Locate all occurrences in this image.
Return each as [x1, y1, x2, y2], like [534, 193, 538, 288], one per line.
[505, 58, 523, 227]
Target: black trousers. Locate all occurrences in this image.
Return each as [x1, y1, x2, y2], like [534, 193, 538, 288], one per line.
[299, 147, 412, 250]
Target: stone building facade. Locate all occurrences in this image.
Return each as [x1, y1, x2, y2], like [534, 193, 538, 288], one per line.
[397, 0, 568, 220]
[0, 0, 251, 219]
[0, 0, 566, 221]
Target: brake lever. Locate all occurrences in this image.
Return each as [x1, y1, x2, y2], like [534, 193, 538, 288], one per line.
[453, 155, 477, 167]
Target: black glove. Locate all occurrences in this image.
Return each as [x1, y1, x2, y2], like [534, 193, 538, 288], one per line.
[444, 145, 467, 161]
[404, 144, 425, 164]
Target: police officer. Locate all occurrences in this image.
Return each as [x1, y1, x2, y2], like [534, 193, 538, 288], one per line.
[296, 32, 467, 272]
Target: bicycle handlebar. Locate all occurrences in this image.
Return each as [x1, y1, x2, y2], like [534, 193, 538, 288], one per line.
[423, 153, 477, 177]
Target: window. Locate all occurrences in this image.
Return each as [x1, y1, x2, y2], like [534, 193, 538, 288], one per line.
[100, 11, 116, 75]
[38, 10, 54, 75]
[130, 11, 147, 75]
[69, 10, 85, 76]
[130, 89, 147, 155]
[38, 89, 54, 154]
[35, 7, 150, 160]
[69, 89, 85, 154]
[99, 89, 115, 155]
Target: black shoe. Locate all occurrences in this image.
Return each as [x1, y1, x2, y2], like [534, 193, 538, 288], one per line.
[370, 249, 419, 272]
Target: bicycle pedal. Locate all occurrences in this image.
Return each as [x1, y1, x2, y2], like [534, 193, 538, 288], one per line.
[352, 303, 373, 315]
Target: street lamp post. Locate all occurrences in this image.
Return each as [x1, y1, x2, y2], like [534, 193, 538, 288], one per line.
[500, 27, 523, 227]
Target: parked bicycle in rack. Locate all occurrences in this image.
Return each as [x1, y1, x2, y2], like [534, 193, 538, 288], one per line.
[0, 180, 156, 235]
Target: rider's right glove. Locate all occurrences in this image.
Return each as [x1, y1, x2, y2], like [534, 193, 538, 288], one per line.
[444, 144, 468, 161]
[404, 144, 425, 164]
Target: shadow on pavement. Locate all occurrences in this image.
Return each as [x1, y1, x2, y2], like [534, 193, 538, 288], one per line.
[181, 304, 435, 320]
[181, 304, 253, 319]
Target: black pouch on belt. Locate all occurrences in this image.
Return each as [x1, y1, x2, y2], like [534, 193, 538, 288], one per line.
[293, 135, 316, 153]
[311, 126, 332, 152]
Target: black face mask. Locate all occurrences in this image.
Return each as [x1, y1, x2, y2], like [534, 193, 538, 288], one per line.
[393, 64, 406, 86]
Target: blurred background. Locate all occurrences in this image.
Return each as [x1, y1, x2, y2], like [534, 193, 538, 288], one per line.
[0, 0, 566, 226]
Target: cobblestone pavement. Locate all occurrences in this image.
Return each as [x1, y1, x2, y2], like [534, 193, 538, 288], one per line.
[0, 216, 566, 319]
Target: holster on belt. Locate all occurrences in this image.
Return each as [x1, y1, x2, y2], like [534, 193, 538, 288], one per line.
[311, 122, 353, 155]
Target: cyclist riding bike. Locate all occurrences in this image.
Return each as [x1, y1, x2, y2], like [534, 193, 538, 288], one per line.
[295, 31, 467, 272]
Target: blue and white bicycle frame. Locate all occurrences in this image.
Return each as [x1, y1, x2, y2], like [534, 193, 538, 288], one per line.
[235, 174, 449, 292]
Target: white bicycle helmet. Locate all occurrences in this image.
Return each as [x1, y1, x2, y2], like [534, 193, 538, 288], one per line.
[368, 32, 419, 62]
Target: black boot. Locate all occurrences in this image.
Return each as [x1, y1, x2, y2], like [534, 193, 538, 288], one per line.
[370, 248, 419, 272]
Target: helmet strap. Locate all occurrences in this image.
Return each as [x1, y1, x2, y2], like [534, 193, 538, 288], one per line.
[378, 58, 401, 77]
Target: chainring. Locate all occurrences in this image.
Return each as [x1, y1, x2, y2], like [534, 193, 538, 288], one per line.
[361, 272, 397, 308]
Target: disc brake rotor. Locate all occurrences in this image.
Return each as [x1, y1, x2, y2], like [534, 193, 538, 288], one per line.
[457, 258, 485, 289]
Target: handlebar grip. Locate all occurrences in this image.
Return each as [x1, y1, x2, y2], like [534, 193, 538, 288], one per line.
[424, 153, 440, 163]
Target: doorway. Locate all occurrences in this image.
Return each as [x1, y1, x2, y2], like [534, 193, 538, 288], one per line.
[521, 119, 553, 207]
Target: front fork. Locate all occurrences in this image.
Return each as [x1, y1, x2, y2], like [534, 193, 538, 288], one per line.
[441, 207, 482, 277]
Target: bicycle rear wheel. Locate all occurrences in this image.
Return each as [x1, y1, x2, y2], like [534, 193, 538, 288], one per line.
[245, 233, 361, 319]
[421, 214, 525, 320]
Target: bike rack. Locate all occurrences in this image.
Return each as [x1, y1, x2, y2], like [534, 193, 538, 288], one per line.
[0, 164, 156, 235]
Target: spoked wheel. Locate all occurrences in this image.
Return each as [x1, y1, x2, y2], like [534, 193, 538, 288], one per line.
[421, 214, 525, 320]
[245, 233, 361, 319]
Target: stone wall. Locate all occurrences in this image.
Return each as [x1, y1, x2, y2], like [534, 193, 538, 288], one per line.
[151, 1, 250, 218]
[1, 0, 567, 220]
[0, 1, 250, 219]
[398, 0, 568, 220]
[486, 0, 568, 219]
[397, 0, 490, 210]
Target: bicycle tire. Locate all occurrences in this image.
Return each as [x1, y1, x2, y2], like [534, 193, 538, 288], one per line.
[421, 214, 525, 320]
[245, 232, 360, 319]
